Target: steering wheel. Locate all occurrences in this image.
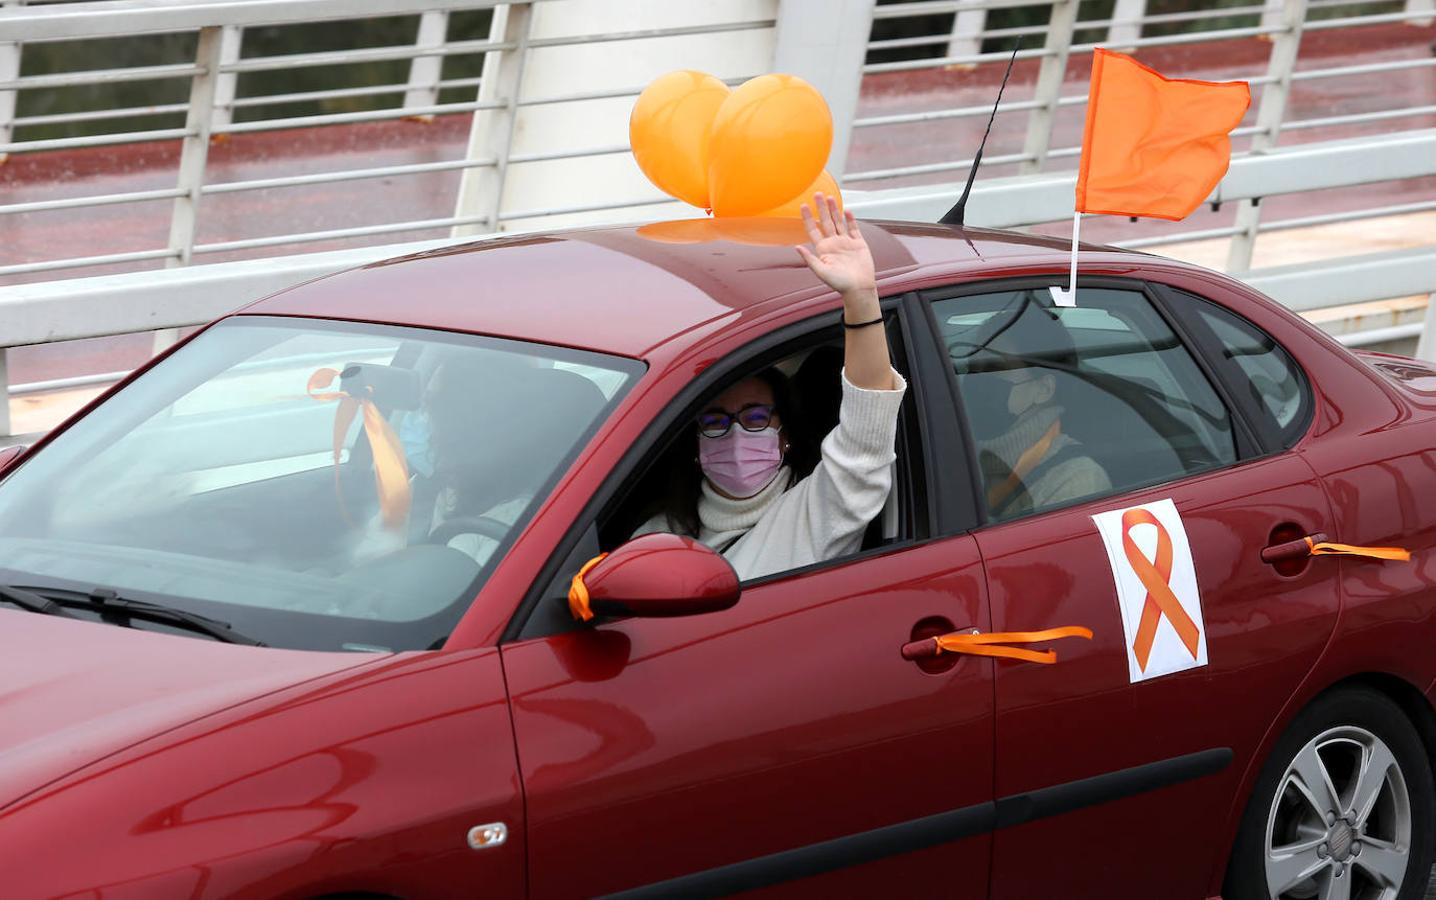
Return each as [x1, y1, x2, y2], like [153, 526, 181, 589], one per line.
[425, 515, 513, 546]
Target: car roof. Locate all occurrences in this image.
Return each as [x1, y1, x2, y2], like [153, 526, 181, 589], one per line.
[240, 219, 1160, 359]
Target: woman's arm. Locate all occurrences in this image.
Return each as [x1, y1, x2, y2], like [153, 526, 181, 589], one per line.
[796, 194, 894, 391]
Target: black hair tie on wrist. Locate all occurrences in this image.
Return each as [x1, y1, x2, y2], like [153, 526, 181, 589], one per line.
[842, 314, 884, 330]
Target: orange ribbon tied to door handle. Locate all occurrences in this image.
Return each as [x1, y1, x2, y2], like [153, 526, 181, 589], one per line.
[903, 626, 1094, 665]
[1303, 537, 1411, 562]
[1261, 533, 1411, 564]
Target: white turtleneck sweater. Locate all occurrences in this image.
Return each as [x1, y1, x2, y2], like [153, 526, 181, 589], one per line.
[636, 368, 907, 581]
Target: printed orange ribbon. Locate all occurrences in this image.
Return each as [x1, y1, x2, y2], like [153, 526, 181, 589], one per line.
[987, 420, 1061, 512]
[568, 553, 609, 622]
[1123, 507, 1201, 673]
[308, 367, 411, 531]
[932, 626, 1094, 664]
[1304, 537, 1410, 562]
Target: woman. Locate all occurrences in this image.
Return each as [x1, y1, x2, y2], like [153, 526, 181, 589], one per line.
[635, 195, 907, 581]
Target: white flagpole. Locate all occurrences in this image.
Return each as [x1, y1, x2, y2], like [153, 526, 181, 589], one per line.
[1049, 210, 1080, 307]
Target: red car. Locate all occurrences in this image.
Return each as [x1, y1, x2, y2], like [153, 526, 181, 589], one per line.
[1, 220, 1433, 900]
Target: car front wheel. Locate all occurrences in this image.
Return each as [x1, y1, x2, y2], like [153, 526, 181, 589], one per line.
[1226, 687, 1435, 900]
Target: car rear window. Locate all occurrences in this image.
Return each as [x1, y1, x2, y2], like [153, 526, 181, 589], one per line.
[1174, 290, 1312, 449]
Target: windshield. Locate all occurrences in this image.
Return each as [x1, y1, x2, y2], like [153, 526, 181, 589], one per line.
[0, 317, 642, 652]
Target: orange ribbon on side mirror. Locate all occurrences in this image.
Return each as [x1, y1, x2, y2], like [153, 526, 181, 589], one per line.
[1304, 537, 1410, 562]
[568, 553, 610, 622]
[933, 626, 1094, 665]
[308, 367, 411, 531]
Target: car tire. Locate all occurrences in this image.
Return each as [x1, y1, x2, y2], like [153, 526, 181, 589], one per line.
[1225, 686, 1436, 900]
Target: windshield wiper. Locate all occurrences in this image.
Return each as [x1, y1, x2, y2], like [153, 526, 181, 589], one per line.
[9, 585, 266, 646]
[0, 584, 81, 619]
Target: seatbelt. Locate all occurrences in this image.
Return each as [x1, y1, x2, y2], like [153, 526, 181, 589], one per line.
[308, 367, 412, 531]
[990, 439, 1094, 521]
[985, 421, 1061, 512]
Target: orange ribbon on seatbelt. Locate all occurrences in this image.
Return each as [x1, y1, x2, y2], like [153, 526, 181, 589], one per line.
[1123, 507, 1201, 673]
[568, 553, 609, 622]
[1304, 537, 1410, 562]
[987, 421, 1061, 512]
[933, 626, 1093, 665]
[308, 367, 411, 531]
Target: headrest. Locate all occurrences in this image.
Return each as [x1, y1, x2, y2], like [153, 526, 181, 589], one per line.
[948, 293, 1078, 376]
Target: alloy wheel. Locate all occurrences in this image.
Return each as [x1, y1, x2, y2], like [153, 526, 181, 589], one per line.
[1264, 725, 1412, 900]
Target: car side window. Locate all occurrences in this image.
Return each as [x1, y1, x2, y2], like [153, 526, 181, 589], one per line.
[930, 286, 1237, 522]
[597, 322, 916, 575]
[515, 320, 920, 641]
[1174, 290, 1312, 448]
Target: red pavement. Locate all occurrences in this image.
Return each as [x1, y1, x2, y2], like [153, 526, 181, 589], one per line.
[2, 22, 1434, 387]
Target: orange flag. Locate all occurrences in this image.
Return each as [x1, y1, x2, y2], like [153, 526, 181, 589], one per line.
[1076, 49, 1250, 222]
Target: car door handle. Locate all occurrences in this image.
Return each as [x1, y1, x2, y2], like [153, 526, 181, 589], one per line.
[902, 626, 1093, 665]
[1261, 532, 1328, 564]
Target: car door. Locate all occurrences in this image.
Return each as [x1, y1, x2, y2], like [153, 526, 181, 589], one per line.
[499, 312, 997, 899]
[920, 279, 1340, 899]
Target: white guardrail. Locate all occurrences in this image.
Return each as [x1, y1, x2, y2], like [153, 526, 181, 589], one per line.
[0, 0, 1434, 440]
[3, 127, 1434, 417]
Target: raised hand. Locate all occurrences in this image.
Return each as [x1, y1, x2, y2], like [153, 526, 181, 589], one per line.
[795, 193, 893, 391]
[796, 193, 876, 297]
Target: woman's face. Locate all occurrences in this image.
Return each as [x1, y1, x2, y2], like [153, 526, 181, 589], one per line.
[695, 377, 790, 499]
[705, 378, 783, 432]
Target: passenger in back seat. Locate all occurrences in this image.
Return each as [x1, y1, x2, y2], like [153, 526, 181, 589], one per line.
[959, 302, 1111, 520]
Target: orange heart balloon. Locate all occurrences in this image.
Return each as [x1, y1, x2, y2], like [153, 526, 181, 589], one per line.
[629, 70, 730, 209]
[757, 169, 842, 218]
[707, 74, 832, 217]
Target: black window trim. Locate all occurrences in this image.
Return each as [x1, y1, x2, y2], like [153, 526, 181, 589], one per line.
[914, 275, 1267, 530]
[503, 294, 933, 644]
[907, 290, 984, 536]
[1147, 280, 1315, 456]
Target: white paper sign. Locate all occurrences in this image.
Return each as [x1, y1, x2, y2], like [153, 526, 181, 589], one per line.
[1092, 498, 1208, 683]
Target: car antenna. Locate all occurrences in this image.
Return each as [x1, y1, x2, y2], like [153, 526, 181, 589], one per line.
[939, 41, 1021, 228]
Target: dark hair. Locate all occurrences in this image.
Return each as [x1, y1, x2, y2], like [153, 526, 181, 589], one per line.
[660, 366, 816, 537]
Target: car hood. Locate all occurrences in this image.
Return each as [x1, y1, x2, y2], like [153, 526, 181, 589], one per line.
[0, 609, 384, 810]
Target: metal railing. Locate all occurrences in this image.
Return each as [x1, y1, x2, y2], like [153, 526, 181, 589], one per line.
[0, 0, 775, 280]
[854, 0, 1436, 271]
[854, 2, 1436, 162]
[847, 0, 1436, 369]
[0, 0, 1434, 439]
[2, 126, 1432, 437]
[2, 0, 1432, 281]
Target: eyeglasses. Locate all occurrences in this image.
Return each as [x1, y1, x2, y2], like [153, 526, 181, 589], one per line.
[697, 403, 776, 438]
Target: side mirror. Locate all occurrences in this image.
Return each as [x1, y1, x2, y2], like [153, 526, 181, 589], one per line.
[0, 445, 25, 476]
[583, 533, 740, 619]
